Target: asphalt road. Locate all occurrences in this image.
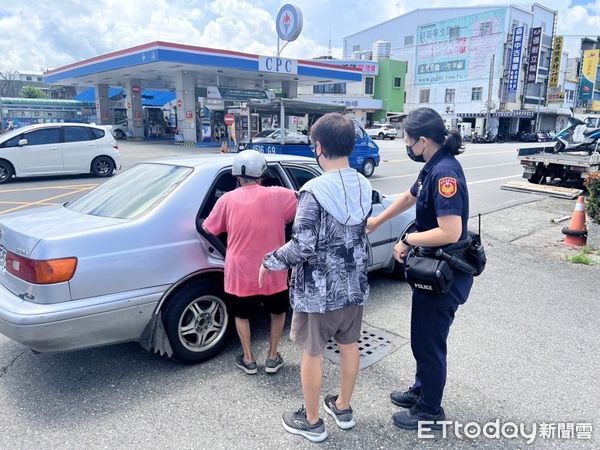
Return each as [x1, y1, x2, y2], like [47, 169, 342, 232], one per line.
[0, 139, 598, 448]
[0, 139, 541, 216]
[370, 139, 542, 217]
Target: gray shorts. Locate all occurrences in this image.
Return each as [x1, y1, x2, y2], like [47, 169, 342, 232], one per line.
[290, 305, 364, 356]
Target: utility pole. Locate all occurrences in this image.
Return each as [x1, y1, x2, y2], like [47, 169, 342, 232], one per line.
[486, 54, 495, 135]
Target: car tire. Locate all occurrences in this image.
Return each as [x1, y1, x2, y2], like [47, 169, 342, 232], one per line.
[0, 160, 14, 184]
[162, 279, 230, 364]
[91, 156, 115, 177]
[378, 132, 385, 140]
[389, 136, 395, 140]
[114, 129, 125, 140]
[361, 158, 375, 178]
[392, 223, 417, 280]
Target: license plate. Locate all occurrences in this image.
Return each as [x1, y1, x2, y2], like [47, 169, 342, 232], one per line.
[523, 166, 536, 174]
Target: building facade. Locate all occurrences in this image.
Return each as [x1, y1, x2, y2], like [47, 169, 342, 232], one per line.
[297, 58, 406, 126]
[344, 4, 564, 136]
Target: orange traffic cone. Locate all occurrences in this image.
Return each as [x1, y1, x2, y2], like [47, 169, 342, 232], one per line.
[562, 196, 588, 247]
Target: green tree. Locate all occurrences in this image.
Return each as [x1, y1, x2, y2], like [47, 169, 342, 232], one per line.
[21, 85, 47, 98]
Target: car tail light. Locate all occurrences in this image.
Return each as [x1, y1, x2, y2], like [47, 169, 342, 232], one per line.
[5, 252, 77, 284]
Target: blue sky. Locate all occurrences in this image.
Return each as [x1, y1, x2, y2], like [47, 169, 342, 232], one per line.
[0, 0, 599, 72]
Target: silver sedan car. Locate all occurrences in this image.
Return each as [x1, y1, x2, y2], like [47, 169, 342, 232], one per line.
[0, 155, 415, 364]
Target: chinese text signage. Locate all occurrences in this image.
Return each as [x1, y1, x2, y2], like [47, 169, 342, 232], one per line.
[415, 9, 505, 85]
[549, 36, 563, 88]
[508, 27, 524, 93]
[526, 27, 542, 84]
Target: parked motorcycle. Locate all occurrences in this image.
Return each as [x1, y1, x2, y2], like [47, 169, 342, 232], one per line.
[554, 116, 600, 154]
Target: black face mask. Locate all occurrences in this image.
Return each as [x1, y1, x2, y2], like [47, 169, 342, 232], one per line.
[406, 143, 426, 163]
[314, 146, 324, 170]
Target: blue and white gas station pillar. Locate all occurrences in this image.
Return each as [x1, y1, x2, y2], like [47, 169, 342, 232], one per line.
[126, 79, 144, 139]
[175, 71, 197, 144]
[94, 83, 111, 125]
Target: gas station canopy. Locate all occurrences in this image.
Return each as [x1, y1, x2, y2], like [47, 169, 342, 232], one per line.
[43, 41, 362, 89]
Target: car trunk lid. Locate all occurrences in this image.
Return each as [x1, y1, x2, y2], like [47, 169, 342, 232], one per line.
[0, 205, 126, 302]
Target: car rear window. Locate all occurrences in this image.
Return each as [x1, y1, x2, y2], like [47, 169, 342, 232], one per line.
[91, 128, 105, 139]
[66, 163, 193, 219]
[64, 126, 93, 143]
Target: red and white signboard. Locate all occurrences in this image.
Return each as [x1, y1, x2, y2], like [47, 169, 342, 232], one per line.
[132, 85, 141, 94]
[186, 111, 194, 120]
[177, 99, 183, 108]
[224, 113, 235, 126]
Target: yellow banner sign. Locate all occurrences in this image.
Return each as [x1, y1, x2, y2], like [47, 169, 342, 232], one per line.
[580, 49, 600, 101]
[592, 100, 600, 111]
[548, 36, 563, 88]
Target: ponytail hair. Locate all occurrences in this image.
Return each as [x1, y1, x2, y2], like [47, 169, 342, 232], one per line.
[404, 107, 463, 156]
[441, 130, 463, 155]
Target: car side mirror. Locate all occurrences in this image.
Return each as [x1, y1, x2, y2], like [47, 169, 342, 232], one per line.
[371, 190, 382, 204]
[18, 139, 28, 147]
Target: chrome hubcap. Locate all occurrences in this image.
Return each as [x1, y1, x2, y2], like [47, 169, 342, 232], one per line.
[178, 296, 227, 352]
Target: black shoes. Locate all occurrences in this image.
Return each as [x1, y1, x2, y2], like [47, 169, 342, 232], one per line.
[390, 387, 419, 408]
[392, 405, 446, 430]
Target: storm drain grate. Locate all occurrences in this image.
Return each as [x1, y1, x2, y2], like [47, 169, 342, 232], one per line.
[323, 326, 398, 370]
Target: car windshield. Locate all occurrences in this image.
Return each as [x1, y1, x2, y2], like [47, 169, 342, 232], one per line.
[254, 130, 274, 137]
[66, 163, 193, 219]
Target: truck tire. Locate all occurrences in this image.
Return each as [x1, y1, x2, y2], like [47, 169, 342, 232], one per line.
[528, 172, 544, 184]
[554, 141, 565, 152]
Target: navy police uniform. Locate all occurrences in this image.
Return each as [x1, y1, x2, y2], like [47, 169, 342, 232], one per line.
[407, 149, 473, 415]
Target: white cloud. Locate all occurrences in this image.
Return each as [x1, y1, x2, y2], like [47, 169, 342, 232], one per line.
[1, 0, 600, 73]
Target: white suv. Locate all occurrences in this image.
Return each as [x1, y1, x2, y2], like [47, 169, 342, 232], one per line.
[0, 123, 121, 183]
[366, 123, 398, 140]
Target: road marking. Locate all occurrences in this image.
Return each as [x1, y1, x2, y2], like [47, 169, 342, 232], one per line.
[467, 174, 522, 186]
[388, 174, 522, 195]
[0, 183, 98, 193]
[0, 201, 55, 206]
[0, 187, 93, 215]
[372, 162, 519, 181]
[382, 150, 517, 163]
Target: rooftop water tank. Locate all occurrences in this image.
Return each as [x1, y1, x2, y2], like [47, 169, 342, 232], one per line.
[372, 40, 391, 60]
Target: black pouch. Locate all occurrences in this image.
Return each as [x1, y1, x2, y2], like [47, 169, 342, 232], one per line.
[404, 252, 455, 294]
[466, 231, 487, 277]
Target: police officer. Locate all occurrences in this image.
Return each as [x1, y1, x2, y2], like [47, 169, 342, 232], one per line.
[367, 107, 473, 430]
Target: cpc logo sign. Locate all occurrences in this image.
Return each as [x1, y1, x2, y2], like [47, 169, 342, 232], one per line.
[259, 56, 298, 75]
[276, 4, 303, 42]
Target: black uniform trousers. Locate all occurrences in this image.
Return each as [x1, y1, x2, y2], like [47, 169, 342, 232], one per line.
[410, 271, 473, 415]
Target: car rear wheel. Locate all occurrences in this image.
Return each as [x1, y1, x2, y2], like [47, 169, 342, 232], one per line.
[91, 156, 114, 177]
[362, 158, 375, 178]
[163, 280, 230, 364]
[378, 132, 385, 140]
[0, 160, 14, 184]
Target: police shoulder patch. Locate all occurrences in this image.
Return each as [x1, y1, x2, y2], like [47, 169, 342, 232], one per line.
[438, 177, 458, 198]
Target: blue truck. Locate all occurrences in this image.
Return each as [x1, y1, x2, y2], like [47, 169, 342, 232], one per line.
[247, 119, 380, 177]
